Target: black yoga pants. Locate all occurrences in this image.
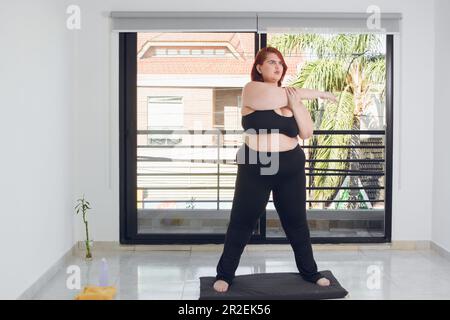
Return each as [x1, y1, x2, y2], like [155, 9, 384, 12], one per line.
[215, 143, 324, 286]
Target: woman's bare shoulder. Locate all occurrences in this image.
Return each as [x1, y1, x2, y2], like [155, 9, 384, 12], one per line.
[243, 81, 269, 96]
[244, 80, 264, 88]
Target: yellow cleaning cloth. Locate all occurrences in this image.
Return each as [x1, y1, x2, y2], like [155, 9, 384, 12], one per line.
[75, 285, 117, 300]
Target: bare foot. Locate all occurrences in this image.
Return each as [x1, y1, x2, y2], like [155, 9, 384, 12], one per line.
[213, 280, 229, 292]
[316, 277, 331, 286]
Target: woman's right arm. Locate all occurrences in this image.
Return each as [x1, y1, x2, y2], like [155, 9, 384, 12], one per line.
[241, 81, 288, 110]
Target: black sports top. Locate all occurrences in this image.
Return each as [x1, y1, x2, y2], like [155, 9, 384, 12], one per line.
[241, 109, 299, 138]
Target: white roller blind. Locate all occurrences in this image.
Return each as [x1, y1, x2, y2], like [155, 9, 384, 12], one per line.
[110, 11, 401, 34]
[110, 11, 257, 32]
[257, 12, 401, 34]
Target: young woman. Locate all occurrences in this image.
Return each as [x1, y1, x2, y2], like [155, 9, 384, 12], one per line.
[213, 47, 337, 293]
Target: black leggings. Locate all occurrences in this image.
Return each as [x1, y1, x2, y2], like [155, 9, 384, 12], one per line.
[215, 142, 323, 286]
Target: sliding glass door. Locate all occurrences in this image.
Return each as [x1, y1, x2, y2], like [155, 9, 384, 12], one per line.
[135, 32, 256, 236]
[264, 33, 392, 240]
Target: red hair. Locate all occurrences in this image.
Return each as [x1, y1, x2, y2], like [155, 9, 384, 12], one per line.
[251, 47, 288, 87]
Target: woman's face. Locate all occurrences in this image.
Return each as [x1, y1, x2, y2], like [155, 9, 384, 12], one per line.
[256, 52, 283, 84]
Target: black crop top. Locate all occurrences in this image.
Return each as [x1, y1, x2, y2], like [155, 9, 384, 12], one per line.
[241, 109, 299, 138]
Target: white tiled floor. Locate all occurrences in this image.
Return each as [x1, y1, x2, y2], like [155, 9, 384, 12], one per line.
[31, 247, 450, 300]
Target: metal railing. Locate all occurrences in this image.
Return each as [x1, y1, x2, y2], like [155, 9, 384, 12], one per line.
[136, 129, 386, 220]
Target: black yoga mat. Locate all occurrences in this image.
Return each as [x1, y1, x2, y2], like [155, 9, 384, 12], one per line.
[199, 270, 348, 300]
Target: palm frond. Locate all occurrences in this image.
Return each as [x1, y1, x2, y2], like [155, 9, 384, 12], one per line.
[364, 56, 386, 85]
[291, 59, 347, 92]
[310, 91, 355, 204]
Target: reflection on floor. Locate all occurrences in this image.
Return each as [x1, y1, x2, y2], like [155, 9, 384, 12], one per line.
[32, 246, 450, 300]
[137, 226, 384, 237]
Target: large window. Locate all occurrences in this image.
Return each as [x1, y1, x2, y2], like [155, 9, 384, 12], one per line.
[120, 30, 393, 244]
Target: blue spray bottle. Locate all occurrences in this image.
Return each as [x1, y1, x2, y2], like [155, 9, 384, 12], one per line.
[99, 258, 109, 287]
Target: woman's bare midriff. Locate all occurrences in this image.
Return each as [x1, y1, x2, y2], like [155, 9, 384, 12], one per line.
[242, 106, 299, 152]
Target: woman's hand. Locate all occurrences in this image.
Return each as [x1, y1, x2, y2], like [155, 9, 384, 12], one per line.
[285, 87, 301, 110]
[320, 91, 338, 103]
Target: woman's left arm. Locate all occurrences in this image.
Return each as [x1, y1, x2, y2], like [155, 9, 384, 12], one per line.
[292, 100, 314, 140]
[285, 87, 314, 140]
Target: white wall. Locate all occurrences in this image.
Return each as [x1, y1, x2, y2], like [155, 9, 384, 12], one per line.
[69, 0, 435, 243]
[432, 0, 450, 253]
[0, 1, 76, 299]
[0, 0, 441, 299]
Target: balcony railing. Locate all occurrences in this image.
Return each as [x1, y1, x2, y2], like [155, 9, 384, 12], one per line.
[136, 128, 386, 222]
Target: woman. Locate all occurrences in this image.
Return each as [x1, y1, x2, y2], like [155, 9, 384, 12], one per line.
[213, 47, 337, 293]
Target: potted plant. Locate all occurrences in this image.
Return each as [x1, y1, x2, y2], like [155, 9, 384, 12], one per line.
[75, 194, 93, 260]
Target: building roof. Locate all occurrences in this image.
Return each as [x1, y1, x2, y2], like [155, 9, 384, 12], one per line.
[137, 32, 304, 77]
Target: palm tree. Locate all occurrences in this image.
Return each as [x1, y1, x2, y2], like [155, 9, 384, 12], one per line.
[268, 34, 386, 209]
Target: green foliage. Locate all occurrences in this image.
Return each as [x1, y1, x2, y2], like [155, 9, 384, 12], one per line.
[74, 194, 92, 259]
